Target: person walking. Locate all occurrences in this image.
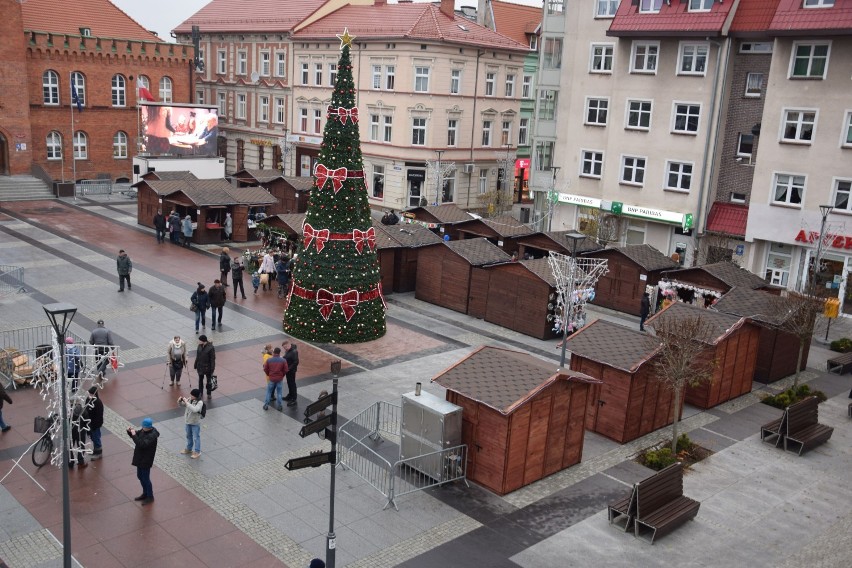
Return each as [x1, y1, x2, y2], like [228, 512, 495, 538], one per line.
[275, 256, 289, 296]
[168, 210, 181, 244]
[127, 417, 159, 505]
[0, 381, 12, 433]
[194, 335, 216, 398]
[182, 215, 194, 248]
[69, 400, 88, 469]
[259, 251, 275, 292]
[231, 256, 247, 300]
[153, 210, 167, 244]
[209, 280, 226, 331]
[219, 247, 231, 287]
[262, 347, 288, 411]
[282, 340, 299, 406]
[191, 283, 209, 334]
[86, 386, 104, 459]
[167, 335, 187, 386]
[178, 389, 203, 459]
[89, 319, 114, 380]
[224, 212, 233, 241]
[65, 337, 82, 393]
[639, 292, 651, 332]
[116, 249, 132, 292]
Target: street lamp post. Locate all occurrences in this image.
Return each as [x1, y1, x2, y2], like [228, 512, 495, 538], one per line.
[810, 204, 833, 294]
[559, 231, 587, 370]
[326, 359, 342, 568]
[434, 150, 444, 206]
[43, 302, 77, 568]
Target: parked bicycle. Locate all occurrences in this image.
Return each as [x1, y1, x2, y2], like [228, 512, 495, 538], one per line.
[32, 414, 58, 467]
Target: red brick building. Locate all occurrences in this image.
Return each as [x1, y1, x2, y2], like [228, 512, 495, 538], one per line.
[0, 0, 193, 183]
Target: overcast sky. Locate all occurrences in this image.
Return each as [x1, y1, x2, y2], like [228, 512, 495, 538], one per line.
[110, 0, 542, 43]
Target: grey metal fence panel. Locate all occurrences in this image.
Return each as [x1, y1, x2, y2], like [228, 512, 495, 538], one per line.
[76, 179, 112, 196]
[0, 265, 25, 296]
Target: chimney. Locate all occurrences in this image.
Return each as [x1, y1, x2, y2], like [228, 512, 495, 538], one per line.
[440, 0, 454, 18]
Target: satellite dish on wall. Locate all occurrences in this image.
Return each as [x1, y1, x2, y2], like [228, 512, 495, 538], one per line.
[250, 71, 260, 83]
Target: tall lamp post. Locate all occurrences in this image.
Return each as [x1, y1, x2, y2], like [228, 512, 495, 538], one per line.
[559, 231, 587, 370]
[43, 302, 77, 568]
[810, 204, 833, 294]
[326, 359, 342, 568]
[434, 150, 444, 206]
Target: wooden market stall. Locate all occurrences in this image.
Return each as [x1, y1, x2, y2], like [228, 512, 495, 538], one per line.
[647, 302, 760, 408]
[416, 238, 511, 313]
[712, 286, 809, 383]
[402, 203, 475, 240]
[565, 320, 674, 444]
[513, 231, 603, 260]
[378, 222, 444, 292]
[658, 261, 769, 309]
[432, 345, 600, 496]
[583, 244, 679, 316]
[452, 214, 535, 255]
[233, 169, 311, 214]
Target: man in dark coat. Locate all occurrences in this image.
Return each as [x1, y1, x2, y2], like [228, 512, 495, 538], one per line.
[153, 210, 167, 243]
[282, 340, 299, 406]
[168, 210, 181, 244]
[219, 247, 231, 287]
[87, 386, 104, 458]
[0, 381, 12, 433]
[208, 280, 226, 331]
[640, 292, 651, 332]
[231, 256, 247, 300]
[116, 249, 132, 292]
[194, 335, 216, 398]
[127, 417, 159, 504]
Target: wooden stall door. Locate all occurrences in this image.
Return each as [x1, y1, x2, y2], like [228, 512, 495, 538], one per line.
[468, 268, 490, 318]
[232, 207, 249, 242]
[440, 256, 471, 313]
[472, 406, 508, 494]
[593, 368, 628, 442]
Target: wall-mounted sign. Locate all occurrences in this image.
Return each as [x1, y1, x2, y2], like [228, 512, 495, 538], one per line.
[794, 230, 852, 250]
[557, 193, 602, 208]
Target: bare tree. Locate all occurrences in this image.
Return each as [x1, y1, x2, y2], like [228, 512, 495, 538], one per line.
[578, 208, 620, 246]
[650, 313, 718, 452]
[768, 291, 821, 390]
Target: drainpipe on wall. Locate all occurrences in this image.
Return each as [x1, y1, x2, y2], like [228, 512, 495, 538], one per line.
[466, 50, 484, 208]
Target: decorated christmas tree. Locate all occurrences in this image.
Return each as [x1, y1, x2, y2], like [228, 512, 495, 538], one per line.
[284, 29, 387, 343]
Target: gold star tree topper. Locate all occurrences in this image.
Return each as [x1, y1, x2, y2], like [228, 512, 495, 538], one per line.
[337, 28, 355, 49]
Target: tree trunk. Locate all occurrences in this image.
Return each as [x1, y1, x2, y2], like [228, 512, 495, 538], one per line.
[792, 339, 805, 390]
[670, 384, 682, 453]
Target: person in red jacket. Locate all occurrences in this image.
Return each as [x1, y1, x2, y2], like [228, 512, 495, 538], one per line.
[262, 347, 288, 411]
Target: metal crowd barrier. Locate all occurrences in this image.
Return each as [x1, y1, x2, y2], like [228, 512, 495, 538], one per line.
[76, 179, 112, 197]
[0, 265, 26, 297]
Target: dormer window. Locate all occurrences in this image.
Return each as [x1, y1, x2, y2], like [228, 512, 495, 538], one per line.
[79, 27, 91, 37]
[803, 0, 834, 6]
[639, 0, 663, 13]
[689, 0, 714, 11]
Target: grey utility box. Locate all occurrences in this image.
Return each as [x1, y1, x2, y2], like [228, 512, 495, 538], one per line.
[400, 390, 462, 482]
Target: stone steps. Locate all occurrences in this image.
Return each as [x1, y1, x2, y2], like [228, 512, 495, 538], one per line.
[0, 175, 54, 201]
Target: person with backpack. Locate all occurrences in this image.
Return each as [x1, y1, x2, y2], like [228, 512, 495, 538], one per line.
[178, 389, 204, 459]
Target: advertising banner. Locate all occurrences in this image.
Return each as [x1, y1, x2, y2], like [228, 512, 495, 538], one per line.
[140, 103, 218, 157]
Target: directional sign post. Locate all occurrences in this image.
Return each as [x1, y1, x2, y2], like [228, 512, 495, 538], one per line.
[284, 450, 335, 471]
[304, 391, 337, 419]
[299, 414, 333, 438]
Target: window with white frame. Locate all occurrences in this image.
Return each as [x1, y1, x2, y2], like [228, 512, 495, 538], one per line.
[46, 131, 62, 160]
[501, 120, 512, 146]
[372, 165, 385, 198]
[479, 169, 488, 194]
[370, 114, 380, 141]
[631, 42, 659, 73]
[530, 36, 538, 50]
[844, 111, 852, 147]
[70, 71, 85, 107]
[790, 42, 829, 78]
[442, 172, 456, 203]
[586, 97, 609, 126]
[196, 90, 204, 105]
[678, 43, 709, 75]
[198, 47, 205, 70]
[804, 0, 834, 7]
[259, 95, 269, 122]
[673, 103, 700, 134]
[113, 131, 128, 158]
[547, 0, 565, 13]
[301, 62, 309, 85]
[781, 109, 816, 143]
[626, 99, 652, 130]
[765, 242, 792, 286]
[329, 63, 337, 85]
[505, 74, 515, 97]
[596, 0, 618, 17]
[665, 161, 693, 191]
[237, 51, 247, 75]
[236, 93, 246, 119]
[522, 75, 532, 99]
[518, 118, 529, 145]
[73, 131, 87, 160]
[314, 109, 322, 134]
[772, 173, 805, 206]
[414, 66, 430, 92]
[276, 52, 286, 77]
[639, 0, 663, 13]
[832, 178, 852, 211]
[218, 92, 227, 116]
[590, 44, 614, 73]
[217, 50, 226, 74]
[299, 108, 308, 132]
[111, 74, 125, 107]
[730, 192, 746, 203]
[621, 155, 646, 185]
[689, 0, 713, 11]
[544, 38, 563, 69]
[482, 120, 493, 146]
[740, 42, 773, 53]
[384, 115, 393, 143]
[314, 62, 323, 86]
[581, 150, 604, 178]
[159, 76, 173, 103]
[737, 133, 754, 156]
[485, 72, 496, 96]
[539, 90, 557, 120]
[261, 51, 271, 76]
[536, 141, 554, 170]
[137, 75, 150, 91]
[275, 98, 285, 123]
[745, 72, 763, 97]
[448, 119, 458, 146]
[412, 117, 426, 145]
[450, 69, 461, 94]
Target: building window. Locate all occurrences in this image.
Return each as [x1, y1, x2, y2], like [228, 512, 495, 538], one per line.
[485, 72, 496, 96]
[299, 108, 308, 132]
[518, 118, 529, 145]
[781, 110, 816, 143]
[544, 38, 563, 69]
[730, 192, 746, 203]
[69, 71, 85, 107]
[631, 42, 659, 74]
[501, 121, 512, 146]
[689, 0, 713, 11]
[301, 62, 309, 85]
[505, 74, 515, 98]
[111, 74, 126, 107]
[539, 90, 557, 121]
[42, 70, 59, 105]
[772, 173, 805, 206]
[737, 133, 754, 156]
[639, 0, 663, 13]
[844, 111, 852, 147]
[679, 43, 709, 75]
[412, 117, 426, 145]
[626, 220, 646, 245]
[196, 90, 204, 104]
[372, 64, 395, 90]
[329, 63, 337, 85]
[581, 150, 603, 178]
[442, 172, 456, 203]
[46, 131, 62, 160]
[275, 98, 285, 123]
[590, 44, 614, 73]
[673, 103, 700, 134]
[237, 51, 247, 75]
[479, 169, 488, 194]
[314, 109, 322, 134]
[273, 145, 282, 170]
[522, 75, 533, 99]
[218, 92, 227, 117]
[450, 69, 461, 94]
[596, 0, 618, 17]
[276, 52, 286, 77]
[113, 131, 128, 158]
[745, 72, 763, 97]
[414, 66, 430, 92]
[73, 131, 87, 160]
[314, 62, 323, 86]
[536, 141, 554, 170]
[370, 114, 380, 141]
[372, 165, 385, 199]
[137, 75, 150, 91]
[626, 100, 652, 130]
[236, 93, 246, 119]
[620, 155, 646, 186]
[530, 36, 538, 50]
[236, 139, 245, 170]
[765, 242, 792, 286]
[217, 50, 226, 74]
[447, 119, 458, 146]
[384, 116, 393, 143]
[586, 97, 609, 126]
[159, 76, 173, 103]
[804, 0, 834, 7]
[259, 96, 269, 122]
[547, 0, 565, 14]
[790, 42, 830, 79]
[832, 178, 852, 211]
[260, 51, 271, 76]
[481, 120, 493, 146]
[665, 161, 693, 192]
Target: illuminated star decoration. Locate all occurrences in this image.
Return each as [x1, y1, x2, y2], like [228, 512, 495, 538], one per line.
[337, 28, 355, 49]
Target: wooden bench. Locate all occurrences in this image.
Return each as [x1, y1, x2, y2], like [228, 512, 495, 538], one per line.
[760, 415, 785, 448]
[827, 352, 852, 374]
[607, 488, 636, 532]
[633, 462, 700, 544]
[783, 396, 833, 456]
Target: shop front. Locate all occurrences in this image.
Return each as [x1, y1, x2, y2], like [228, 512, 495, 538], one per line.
[291, 133, 321, 177]
[793, 229, 852, 316]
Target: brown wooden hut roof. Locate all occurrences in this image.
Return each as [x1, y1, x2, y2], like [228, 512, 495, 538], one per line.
[377, 222, 443, 248]
[140, 179, 277, 206]
[565, 319, 661, 373]
[518, 258, 557, 286]
[712, 286, 786, 326]
[405, 203, 475, 224]
[647, 302, 747, 345]
[233, 168, 283, 184]
[480, 214, 536, 238]
[267, 213, 306, 236]
[540, 231, 604, 254]
[444, 238, 512, 266]
[139, 171, 198, 182]
[282, 176, 316, 191]
[431, 346, 599, 415]
[598, 244, 680, 272]
[663, 261, 767, 291]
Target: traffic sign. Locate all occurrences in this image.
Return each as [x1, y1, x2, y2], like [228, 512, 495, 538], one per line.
[304, 392, 337, 418]
[299, 414, 333, 438]
[284, 450, 335, 471]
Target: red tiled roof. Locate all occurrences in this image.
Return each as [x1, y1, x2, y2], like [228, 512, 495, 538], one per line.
[292, 3, 529, 52]
[20, 0, 162, 42]
[491, 0, 541, 47]
[706, 202, 748, 237]
[607, 0, 735, 37]
[729, 0, 782, 34]
[174, 0, 327, 34]
[768, 0, 852, 34]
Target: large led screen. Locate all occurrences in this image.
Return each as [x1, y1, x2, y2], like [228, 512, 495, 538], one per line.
[140, 104, 218, 157]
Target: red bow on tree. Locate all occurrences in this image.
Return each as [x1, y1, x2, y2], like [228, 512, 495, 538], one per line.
[316, 288, 360, 322]
[303, 223, 330, 252]
[352, 227, 376, 253]
[339, 107, 359, 124]
[314, 164, 347, 193]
